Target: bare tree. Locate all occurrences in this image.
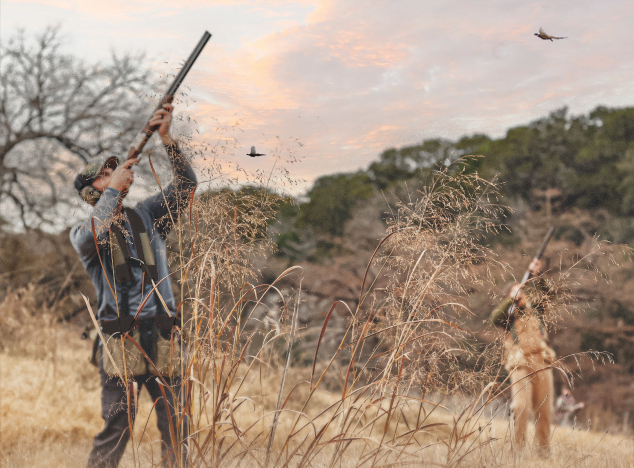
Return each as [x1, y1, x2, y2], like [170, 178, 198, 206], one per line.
[0, 26, 154, 230]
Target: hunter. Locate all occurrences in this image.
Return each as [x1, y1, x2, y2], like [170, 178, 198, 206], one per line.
[490, 258, 556, 454]
[70, 103, 196, 467]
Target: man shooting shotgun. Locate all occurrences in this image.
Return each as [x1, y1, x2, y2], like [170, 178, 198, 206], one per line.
[489, 227, 556, 454]
[70, 32, 209, 468]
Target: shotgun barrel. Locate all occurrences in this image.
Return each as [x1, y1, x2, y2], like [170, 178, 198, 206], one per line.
[127, 31, 212, 160]
[508, 226, 555, 318]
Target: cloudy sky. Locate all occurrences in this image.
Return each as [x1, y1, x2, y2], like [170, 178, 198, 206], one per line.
[3, 0, 634, 193]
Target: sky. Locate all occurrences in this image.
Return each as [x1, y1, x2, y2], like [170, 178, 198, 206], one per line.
[2, 0, 634, 195]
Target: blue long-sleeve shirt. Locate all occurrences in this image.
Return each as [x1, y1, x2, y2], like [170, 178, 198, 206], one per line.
[70, 143, 196, 321]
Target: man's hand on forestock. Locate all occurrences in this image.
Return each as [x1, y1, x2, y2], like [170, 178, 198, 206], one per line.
[110, 158, 140, 195]
[528, 258, 543, 276]
[150, 103, 175, 145]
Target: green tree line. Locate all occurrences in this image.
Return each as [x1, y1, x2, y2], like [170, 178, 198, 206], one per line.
[294, 106, 634, 240]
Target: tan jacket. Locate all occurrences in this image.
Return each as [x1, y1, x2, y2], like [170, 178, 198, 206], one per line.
[490, 296, 556, 371]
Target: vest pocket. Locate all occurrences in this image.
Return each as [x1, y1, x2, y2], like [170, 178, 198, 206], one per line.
[151, 331, 184, 376]
[102, 329, 148, 377]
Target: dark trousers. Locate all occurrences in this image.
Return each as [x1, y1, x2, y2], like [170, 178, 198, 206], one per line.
[87, 364, 185, 468]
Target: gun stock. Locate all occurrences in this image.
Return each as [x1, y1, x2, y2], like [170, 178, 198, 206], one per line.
[127, 31, 212, 160]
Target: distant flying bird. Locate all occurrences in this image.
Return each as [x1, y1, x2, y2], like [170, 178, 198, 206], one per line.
[247, 146, 265, 157]
[534, 27, 568, 41]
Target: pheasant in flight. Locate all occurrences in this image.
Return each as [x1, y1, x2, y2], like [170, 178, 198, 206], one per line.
[534, 27, 567, 41]
[247, 146, 265, 157]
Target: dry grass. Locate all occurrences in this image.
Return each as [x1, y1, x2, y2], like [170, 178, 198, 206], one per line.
[1, 158, 628, 467]
[1, 330, 632, 467]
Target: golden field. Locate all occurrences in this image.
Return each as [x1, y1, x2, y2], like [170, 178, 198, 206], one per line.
[2, 322, 633, 468]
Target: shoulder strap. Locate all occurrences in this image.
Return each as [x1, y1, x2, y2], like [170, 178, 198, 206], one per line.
[109, 225, 132, 283]
[510, 325, 518, 344]
[124, 207, 158, 285]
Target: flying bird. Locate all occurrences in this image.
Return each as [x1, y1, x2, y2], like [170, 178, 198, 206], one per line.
[534, 27, 568, 41]
[247, 146, 265, 157]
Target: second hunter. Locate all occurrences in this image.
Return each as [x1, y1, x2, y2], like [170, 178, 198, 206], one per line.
[490, 258, 556, 454]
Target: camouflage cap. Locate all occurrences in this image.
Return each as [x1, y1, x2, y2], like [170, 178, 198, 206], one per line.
[74, 156, 120, 205]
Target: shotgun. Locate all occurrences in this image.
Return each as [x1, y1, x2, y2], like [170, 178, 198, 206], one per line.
[127, 31, 212, 160]
[508, 226, 555, 318]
